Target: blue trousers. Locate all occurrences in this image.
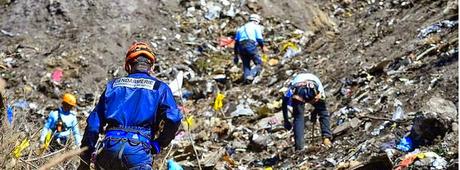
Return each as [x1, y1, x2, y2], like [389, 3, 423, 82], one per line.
[292, 100, 332, 150]
[95, 133, 153, 170]
[237, 41, 262, 81]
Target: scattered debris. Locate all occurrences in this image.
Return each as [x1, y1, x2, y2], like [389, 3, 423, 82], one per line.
[0, 0, 457, 169]
[418, 20, 458, 39]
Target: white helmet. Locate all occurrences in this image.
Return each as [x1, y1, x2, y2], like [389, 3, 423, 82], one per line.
[249, 14, 261, 23]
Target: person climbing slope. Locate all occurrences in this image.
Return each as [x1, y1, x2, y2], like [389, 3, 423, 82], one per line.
[233, 14, 268, 83]
[282, 73, 333, 150]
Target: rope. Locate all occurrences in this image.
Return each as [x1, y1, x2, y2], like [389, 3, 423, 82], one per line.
[174, 72, 202, 170]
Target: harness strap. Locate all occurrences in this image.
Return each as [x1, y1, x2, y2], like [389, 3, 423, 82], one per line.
[106, 126, 152, 140]
[103, 127, 153, 154]
[291, 80, 322, 104]
[117, 139, 128, 160]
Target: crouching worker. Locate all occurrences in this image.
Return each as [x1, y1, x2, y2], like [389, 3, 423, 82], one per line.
[282, 73, 332, 150]
[40, 93, 81, 151]
[78, 42, 183, 170]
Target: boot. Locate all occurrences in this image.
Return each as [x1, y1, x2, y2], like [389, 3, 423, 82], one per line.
[323, 138, 332, 147]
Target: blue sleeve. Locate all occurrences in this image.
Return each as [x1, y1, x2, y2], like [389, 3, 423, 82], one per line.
[255, 26, 264, 46]
[234, 39, 239, 55]
[282, 88, 294, 123]
[234, 28, 241, 42]
[40, 111, 55, 143]
[155, 84, 182, 147]
[71, 117, 82, 146]
[282, 96, 290, 123]
[160, 85, 182, 123]
[80, 92, 106, 161]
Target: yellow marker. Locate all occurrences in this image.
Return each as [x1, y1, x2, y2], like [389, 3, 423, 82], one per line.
[42, 131, 52, 151]
[265, 167, 273, 170]
[12, 138, 30, 158]
[213, 92, 225, 111]
[261, 54, 269, 63]
[416, 152, 426, 159]
[390, 123, 397, 130]
[37, 132, 52, 155]
[181, 115, 195, 130]
[186, 116, 194, 128]
[281, 42, 300, 52]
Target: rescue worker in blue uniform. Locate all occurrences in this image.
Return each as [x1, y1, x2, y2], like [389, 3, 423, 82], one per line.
[40, 93, 81, 150]
[233, 14, 267, 83]
[78, 42, 183, 170]
[282, 73, 332, 150]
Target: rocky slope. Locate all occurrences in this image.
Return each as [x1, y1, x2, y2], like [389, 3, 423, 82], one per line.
[0, 0, 457, 169]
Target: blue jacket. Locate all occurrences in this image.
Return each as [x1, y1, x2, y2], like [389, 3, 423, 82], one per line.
[81, 72, 182, 158]
[40, 107, 81, 146]
[234, 22, 264, 52]
[235, 22, 264, 44]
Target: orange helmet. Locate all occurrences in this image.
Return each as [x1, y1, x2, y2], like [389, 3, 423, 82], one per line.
[62, 93, 77, 107]
[125, 42, 156, 72]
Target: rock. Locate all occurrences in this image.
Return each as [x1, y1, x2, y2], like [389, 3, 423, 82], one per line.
[246, 1, 262, 12]
[422, 97, 457, 121]
[201, 148, 225, 167]
[325, 157, 337, 166]
[443, 0, 458, 14]
[256, 112, 283, 129]
[350, 117, 361, 128]
[342, 0, 352, 5]
[204, 2, 222, 20]
[337, 160, 361, 170]
[364, 122, 372, 132]
[197, 130, 210, 141]
[249, 133, 270, 152]
[230, 103, 254, 117]
[333, 121, 351, 135]
[255, 105, 271, 117]
[411, 112, 451, 146]
[0, 0, 11, 6]
[334, 117, 361, 135]
[452, 122, 458, 133]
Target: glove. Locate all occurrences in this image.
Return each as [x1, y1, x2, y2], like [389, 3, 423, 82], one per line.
[262, 46, 269, 53]
[150, 140, 161, 154]
[90, 152, 97, 164]
[233, 56, 239, 65]
[284, 121, 292, 130]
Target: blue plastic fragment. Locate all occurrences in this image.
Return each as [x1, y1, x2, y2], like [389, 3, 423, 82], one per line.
[167, 159, 184, 170]
[7, 105, 13, 124]
[396, 136, 414, 152]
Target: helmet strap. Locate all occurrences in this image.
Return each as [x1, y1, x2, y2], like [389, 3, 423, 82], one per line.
[125, 63, 132, 73]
